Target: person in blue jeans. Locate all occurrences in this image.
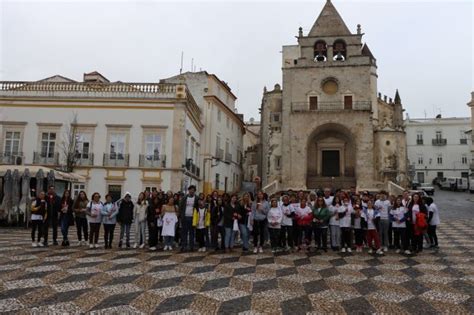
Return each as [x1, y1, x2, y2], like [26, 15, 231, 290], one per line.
[224, 194, 240, 252]
[178, 185, 199, 252]
[238, 192, 252, 252]
[59, 189, 74, 247]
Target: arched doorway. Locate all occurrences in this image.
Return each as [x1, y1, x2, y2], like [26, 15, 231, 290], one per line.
[307, 123, 356, 189]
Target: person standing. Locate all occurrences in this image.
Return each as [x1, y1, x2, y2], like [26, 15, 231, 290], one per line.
[73, 191, 89, 246]
[329, 196, 342, 251]
[238, 193, 252, 252]
[362, 200, 383, 255]
[224, 194, 240, 252]
[59, 190, 74, 247]
[338, 196, 353, 253]
[44, 186, 61, 246]
[280, 195, 295, 251]
[162, 196, 178, 250]
[352, 199, 364, 252]
[407, 193, 426, 253]
[193, 199, 211, 252]
[267, 198, 283, 253]
[86, 192, 103, 249]
[251, 191, 270, 254]
[117, 192, 134, 249]
[294, 199, 313, 251]
[178, 185, 199, 252]
[425, 197, 440, 249]
[133, 192, 148, 249]
[374, 191, 391, 252]
[30, 191, 47, 247]
[210, 197, 225, 251]
[390, 197, 409, 254]
[312, 197, 330, 251]
[147, 193, 161, 251]
[101, 194, 118, 249]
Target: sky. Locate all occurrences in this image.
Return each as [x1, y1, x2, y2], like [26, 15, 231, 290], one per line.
[1, 0, 473, 121]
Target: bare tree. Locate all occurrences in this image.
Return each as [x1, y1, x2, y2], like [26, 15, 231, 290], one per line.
[60, 112, 79, 173]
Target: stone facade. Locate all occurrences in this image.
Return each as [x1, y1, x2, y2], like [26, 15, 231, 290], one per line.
[258, 0, 407, 191]
[468, 92, 474, 173]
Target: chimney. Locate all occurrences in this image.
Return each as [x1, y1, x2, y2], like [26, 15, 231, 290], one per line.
[389, 98, 393, 103]
[384, 95, 387, 102]
[378, 92, 381, 99]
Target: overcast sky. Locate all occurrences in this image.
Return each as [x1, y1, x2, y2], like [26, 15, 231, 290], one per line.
[1, 0, 473, 120]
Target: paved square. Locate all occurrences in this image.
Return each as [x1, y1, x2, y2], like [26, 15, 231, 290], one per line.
[0, 220, 473, 314]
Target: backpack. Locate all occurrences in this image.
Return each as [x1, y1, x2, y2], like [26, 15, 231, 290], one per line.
[416, 212, 428, 230]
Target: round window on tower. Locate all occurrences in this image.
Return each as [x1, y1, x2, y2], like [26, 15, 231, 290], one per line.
[321, 78, 339, 95]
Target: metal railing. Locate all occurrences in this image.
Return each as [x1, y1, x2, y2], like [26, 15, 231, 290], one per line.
[416, 139, 424, 145]
[0, 152, 24, 165]
[432, 138, 447, 146]
[291, 101, 372, 112]
[139, 154, 166, 168]
[33, 152, 59, 165]
[103, 153, 130, 167]
[185, 161, 200, 177]
[75, 153, 94, 166]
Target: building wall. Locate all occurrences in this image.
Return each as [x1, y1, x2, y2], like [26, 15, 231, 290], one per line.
[406, 117, 471, 184]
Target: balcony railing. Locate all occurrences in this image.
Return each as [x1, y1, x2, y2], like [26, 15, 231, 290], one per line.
[139, 154, 166, 168]
[75, 153, 94, 166]
[103, 153, 130, 167]
[291, 101, 372, 112]
[216, 148, 224, 160]
[460, 138, 468, 145]
[185, 161, 200, 177]
[416, 139, 424, 145]
[225, 152, 232, 163]
[0, 152, 24, 165]
[432, 138, 447, 146]
[33, 152, 59, 165]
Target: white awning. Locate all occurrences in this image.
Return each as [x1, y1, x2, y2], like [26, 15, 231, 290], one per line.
[0, 165, 86, 183]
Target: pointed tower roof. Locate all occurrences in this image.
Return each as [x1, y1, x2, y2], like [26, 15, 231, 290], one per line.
[308, 0, 352, 37]
[394, 89, 401, 104]
[361, 43, 375, 60]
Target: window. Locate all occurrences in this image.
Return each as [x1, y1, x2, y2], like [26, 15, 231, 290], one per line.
[190, 140, 195, 161]
[309, 96, 318, 110]
[462, 155, 468, 164]
[416, 132, 423, 145]
[109, 133, 126, 159]
[344, 95, 353, 110]
[4, 131, 21, 156]
[437, 154, 443, 165]
[313, 40, 327, 62]
[435, 131, 442, 141]
[75, 133, 91, 159]
[41, 132, 56, 158]
[333, 40, 346, 61]
[216, 135, 221, 150]
[461, 172, 469, 178]
[145, 134, 161, 160]
[417, 172, 425, 183]
[275, 156, 282, 170]
[417, 155, 424, 165]
[72, 184, 86, 198]
[144, 186, 158, 192]
[460, 130, 467, 144]
[225, 139, 230, 158]
[217, 110, 221, 122]
[437, 172, 444, 179]
[271, 113, 280, 122]
[215, 173, 220, 190]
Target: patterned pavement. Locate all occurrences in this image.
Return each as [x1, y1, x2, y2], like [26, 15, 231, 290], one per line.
[0, 221, 473, 314]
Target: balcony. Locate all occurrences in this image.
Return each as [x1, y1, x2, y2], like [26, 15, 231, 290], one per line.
[416, 139, 424, 145]
[103, 153, 130, 167]
[432, 138, 447, 146]
[185, 160, 200, 177]
[139, 154, 166, 168]
[460, 138, 468, 145]
[75, 153, 94, 166]
[225, 152, 232, 163]
[0, 152, 24, 165]
[33, 152, 59, 165]
[291, 101, 372, 112]
[216, 148, 224, 160]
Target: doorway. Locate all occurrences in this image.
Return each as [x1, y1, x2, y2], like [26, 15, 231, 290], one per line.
[108, 184, 122, 202]
[322, 150, 340, 177]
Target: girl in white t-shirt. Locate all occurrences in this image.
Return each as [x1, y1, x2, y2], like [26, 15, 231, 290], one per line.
[390, 197, 410, 254]
[338, 196, 353, 253]
[329, 196, 342, 251]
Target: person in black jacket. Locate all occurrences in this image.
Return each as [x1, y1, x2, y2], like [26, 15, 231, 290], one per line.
[147, 193, 162, 250]
[117, 192, 134, 248]
[44, 186, 61, 246]
[178, 186, 199, 252]
[31, 192, 48, 247]
[210, 197, 225, 250]
[59, 189, 74, 246]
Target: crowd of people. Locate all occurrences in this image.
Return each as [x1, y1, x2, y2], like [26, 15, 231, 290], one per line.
[29, 185, 440, 256]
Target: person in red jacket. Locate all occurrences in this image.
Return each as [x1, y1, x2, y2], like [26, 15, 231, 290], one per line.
[294, 199, 313, 251]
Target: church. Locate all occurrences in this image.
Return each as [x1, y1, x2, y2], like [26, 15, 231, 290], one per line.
[258, 0, 407, 192]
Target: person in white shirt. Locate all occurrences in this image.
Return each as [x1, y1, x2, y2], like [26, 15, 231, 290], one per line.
[374, 191, 391, 251]
[280, 195, 294, 251]
[329, 196, 342, 251]
[267, 198, 283, 253]
[339, 195, 353, 253]
[362, 200, 383, 255]
[425, 197, 440, 249]
[390, 197, 410, 254]
[323, 188, 334, 207]
[133, 192, 148, 249]
[294, 199, 313, 250]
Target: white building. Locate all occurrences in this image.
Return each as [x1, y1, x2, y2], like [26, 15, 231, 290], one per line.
[467, 92, 474, 173]
[164, 72, 244, 195]
[406, 116, 471, 184]
[0, 72, 203, 200]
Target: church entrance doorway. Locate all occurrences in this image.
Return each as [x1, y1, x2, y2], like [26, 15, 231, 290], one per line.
[321, 150, 340, 177]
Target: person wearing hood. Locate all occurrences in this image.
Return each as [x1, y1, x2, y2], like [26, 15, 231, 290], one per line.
[117, 192, 134, 248]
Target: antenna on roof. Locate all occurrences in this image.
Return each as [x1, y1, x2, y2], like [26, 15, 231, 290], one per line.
[191, 58, 194, 72]
[180, 51, 184, 74]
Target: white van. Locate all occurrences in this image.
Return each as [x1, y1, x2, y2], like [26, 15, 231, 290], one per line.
[440, 177, 468, 191]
